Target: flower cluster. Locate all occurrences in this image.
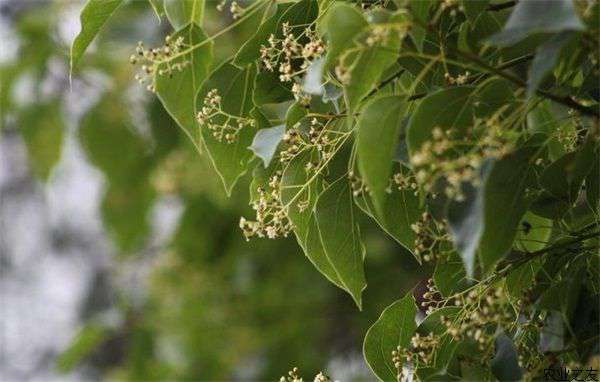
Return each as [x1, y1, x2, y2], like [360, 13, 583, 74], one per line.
[239, 172, 293, 240]
[441, 286, 511, 351]
[410, 212, 451, 263]
[390, 171, 418, 194]
[196, 89, 255, 143]
[130, 36, 188, 92]
[279, 367, 332, 382]
[260, 23, 326, 105]
[279, 118, 340, 168]
[349, 171, 369, 197]
[410, 120, 513, 201]
[444, 71, 471, 86]
[420, 278, 443, 314]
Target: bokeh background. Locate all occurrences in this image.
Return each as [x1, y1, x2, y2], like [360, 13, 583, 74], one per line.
[0, 1, 426, 380]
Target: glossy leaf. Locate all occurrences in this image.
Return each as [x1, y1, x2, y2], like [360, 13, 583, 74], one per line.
[489, 0, 584, 46]
[323, 4, 367, 68]
[315, 178, 367, 309]
[528, 33, 572, 97]
[479, 148, 538, 274]
[357, 95, 406, 217]
[434, 252, 468, 297]
[406, 87, 476, 154]
[70, 0, 123, 71]
[249, 124, 285, 167]
[363, 293, 417, 381]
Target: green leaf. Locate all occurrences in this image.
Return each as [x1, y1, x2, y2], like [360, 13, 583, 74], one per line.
[363, 293, 417, 381]
[57, 324, 108, 373]
[527, 101, 567, 161]
[585, 158, 599, 212]
[343, 11, 405, 111]
[539, 310, 564, 352]
[249, 124, 285, 167]
[479, 147, 538, 274]
[315, 178, 367, 309]
[285, 101, 308, 128]
[514, 211, 552, 252]
[148, 0, 165, 20]
[528, 33, 572, 97]
[461, 0, 489, 22]
[155, 24, 213, 148]
[20, 101, 64, 181]
[489, 0, 584, 46]
[197, 63, 258, 195]
[70, 0, 124, 71]
[253, 70, 293, 105]
[323, 4, 367, 68]
[164, 0, 204, 29]
[280, 152, 345, 290]
[505, 258, 542, 299]
[354, 177, 421, 258]
[491, 332, 522, 381]
[406, 87, 476, 154]
[357, 95, 406, 217]
[446, 161, 493, 278]
[434, 252, 468, 297]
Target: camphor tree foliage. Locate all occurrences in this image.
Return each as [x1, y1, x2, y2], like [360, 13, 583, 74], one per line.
[68, 0, 600, 380]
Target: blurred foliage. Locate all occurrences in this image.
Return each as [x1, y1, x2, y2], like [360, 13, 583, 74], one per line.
[0, 1, 422, 380]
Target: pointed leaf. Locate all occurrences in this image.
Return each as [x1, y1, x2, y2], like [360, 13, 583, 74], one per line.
[315, 178, 367, 309]
[357, 95, 406, 217]
[323, 4, 367, 68]
[70, 0, 124, 71]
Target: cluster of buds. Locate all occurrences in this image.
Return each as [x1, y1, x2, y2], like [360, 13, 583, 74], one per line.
[279, 118, 338, 167]
[407, 332, 441, 366]
[216, 0, 245, 18]
[440, 0, 463, 16]
[390, 171, 418, 194]
[410, 212, 451, 263]
[260, 23, 326, 105]
[197, 89, 255, 143]
[279, 367, 332, 382]
[239, 173, 293, 240]
[391, 347, 411, 382]
[130, 36, 188, 92]
[442, 287, 512, 351]
[410, 123, 512, 201]
[349, 171, 369, 197]
[420, 278, 443, 314]
[444, 71, 471, 86]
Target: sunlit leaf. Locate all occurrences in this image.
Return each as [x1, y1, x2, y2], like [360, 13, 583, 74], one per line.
[70, 0, 123, 71]
[489, 0, 584, 46]
[249, 124, 285, 167]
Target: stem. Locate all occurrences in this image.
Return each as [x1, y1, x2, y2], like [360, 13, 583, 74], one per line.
[487, 1, 517, 12]
[454, 49, 600, 118]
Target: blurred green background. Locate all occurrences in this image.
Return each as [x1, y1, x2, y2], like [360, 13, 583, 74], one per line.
[0, 1, 425, 380]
